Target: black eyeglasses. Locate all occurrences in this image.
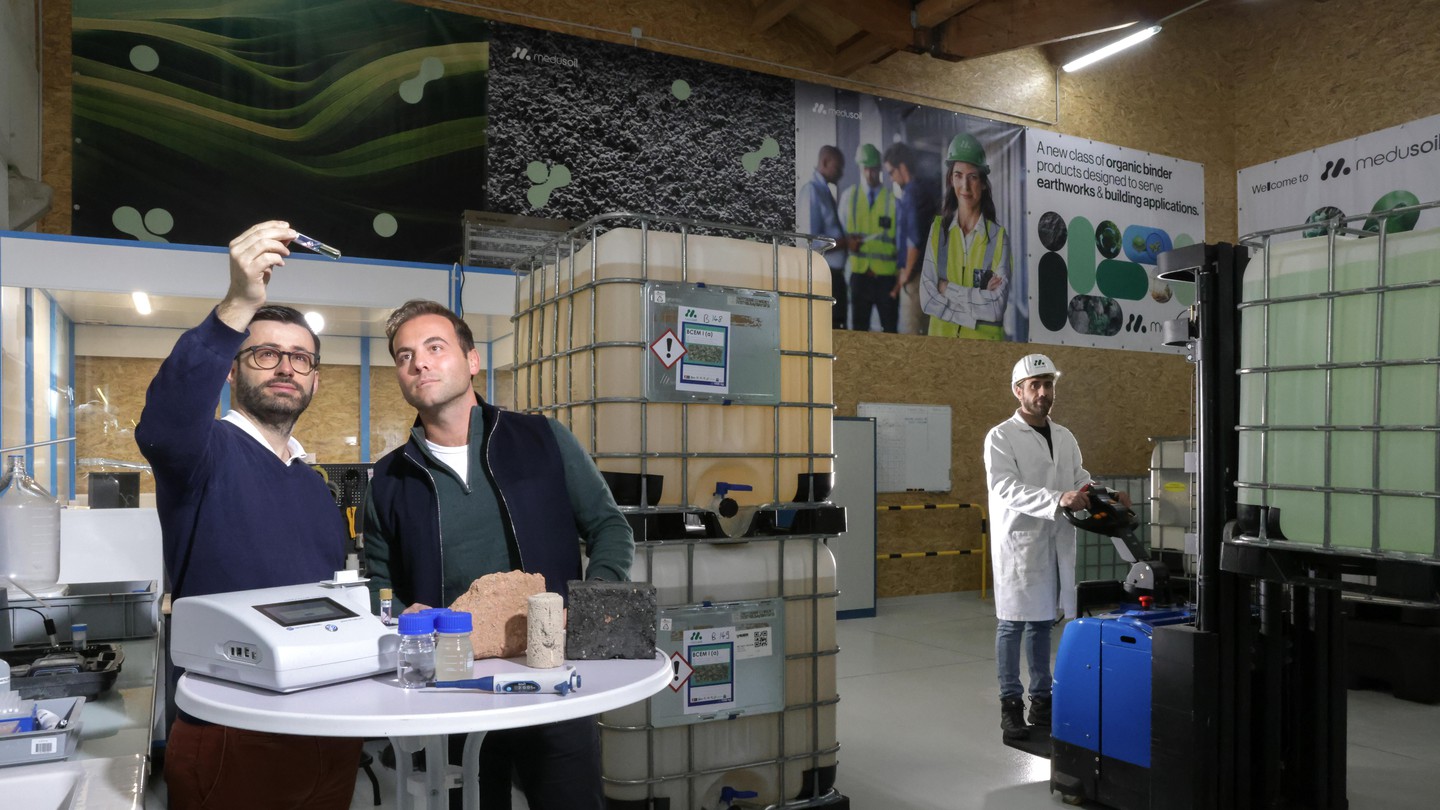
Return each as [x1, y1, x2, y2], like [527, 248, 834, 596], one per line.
[235, 346, 319, 375]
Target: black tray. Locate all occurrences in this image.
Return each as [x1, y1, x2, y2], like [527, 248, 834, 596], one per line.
[1, 643, 125, 700]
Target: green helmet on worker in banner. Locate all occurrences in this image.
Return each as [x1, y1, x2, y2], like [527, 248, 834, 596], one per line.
[855, 143, 882, 169]
[946, 133, 990, 175]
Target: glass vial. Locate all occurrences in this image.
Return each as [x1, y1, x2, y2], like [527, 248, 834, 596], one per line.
[378, 588, 394, 626]
[433, 610, 475, 682]
[396, 612, 436, 689]
[71, 623, 88, 652]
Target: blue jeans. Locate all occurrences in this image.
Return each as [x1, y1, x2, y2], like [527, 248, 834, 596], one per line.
[996, 619, 1053, 700]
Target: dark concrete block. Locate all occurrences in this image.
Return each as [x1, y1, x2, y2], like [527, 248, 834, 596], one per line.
[566, 580, 657, 660]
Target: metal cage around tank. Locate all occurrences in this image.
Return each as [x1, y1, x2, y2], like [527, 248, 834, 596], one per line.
[1233, 200, 1440, 564]
[509, 211, 838, 518]
[507, 212, 848, 809]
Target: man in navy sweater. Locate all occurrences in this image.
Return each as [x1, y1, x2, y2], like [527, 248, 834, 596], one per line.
[364, 299, 634, 810]
[136, 220, 358, 810]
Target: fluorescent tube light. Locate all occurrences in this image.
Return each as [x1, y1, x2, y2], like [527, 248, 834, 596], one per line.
[132, 291, 152, 315]
[1063, 25, 1162, 73]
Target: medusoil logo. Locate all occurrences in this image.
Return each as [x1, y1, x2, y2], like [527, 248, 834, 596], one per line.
[811, 102, 862, 120]
[1321, 156, 1350, 181]
[1356, 131, 1440, 170]
[510, 46, 579, 68]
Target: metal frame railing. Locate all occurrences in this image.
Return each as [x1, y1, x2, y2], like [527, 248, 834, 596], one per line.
[1235, 200, 1440, 562]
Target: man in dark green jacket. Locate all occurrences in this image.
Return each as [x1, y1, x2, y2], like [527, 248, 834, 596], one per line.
[363, 299, 632, 810]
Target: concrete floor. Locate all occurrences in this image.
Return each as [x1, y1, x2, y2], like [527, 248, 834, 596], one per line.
[833, 592, 1440, 810]
[147, 591, 1440, 809]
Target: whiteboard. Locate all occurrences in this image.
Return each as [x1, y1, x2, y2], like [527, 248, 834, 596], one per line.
[856, 403, 952, 493]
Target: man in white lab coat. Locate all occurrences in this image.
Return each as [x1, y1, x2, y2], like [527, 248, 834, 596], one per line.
[983, 353, 1127, 741]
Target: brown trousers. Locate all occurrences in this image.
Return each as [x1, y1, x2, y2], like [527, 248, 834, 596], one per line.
[165, 717, 362, 810]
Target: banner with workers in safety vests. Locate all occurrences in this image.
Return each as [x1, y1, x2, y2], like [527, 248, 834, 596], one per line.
[795, 83, 1028, 340]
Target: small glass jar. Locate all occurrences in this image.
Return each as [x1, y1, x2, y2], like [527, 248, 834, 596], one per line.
[71, 623, 88, 652]
[396, 613, 436, 689]
[433, 610, 475, 683]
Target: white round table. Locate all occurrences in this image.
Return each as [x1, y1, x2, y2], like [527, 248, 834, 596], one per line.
[177, 652, 671, 810]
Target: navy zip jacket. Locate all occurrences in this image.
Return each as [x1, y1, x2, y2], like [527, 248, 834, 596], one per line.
[364, 398, 630, 610]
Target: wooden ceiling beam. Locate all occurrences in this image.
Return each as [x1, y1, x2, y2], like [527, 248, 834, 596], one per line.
[914, 0, 985, 28]
[831, 32, 898, 76]
[751, 0, 808, 33]
[822, 0, 924, 51]
[930, 0, 1190, 60]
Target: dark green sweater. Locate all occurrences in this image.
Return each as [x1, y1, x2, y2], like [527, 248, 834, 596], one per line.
[367, 407, 633, 611]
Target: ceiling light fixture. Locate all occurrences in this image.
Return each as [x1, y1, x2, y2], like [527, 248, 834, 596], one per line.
[305, 311, 326, 334]
[132, 291, 152, 315]
[1061, 0, 1213, 74]
[1063, 24, 1161, 72]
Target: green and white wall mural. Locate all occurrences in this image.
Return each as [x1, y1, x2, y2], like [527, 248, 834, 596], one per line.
[72, 0, 489, 263]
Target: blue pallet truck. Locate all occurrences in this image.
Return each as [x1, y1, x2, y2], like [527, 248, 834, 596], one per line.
[1004, 485, 1200, 809]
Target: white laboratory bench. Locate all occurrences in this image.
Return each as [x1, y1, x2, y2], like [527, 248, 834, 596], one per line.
[0, 635, 160, 809]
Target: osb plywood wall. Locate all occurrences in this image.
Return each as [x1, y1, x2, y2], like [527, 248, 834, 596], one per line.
[73, 357, 153, 490]
[35, 0, 1440, 595]
[1229, 0, 1440, 172]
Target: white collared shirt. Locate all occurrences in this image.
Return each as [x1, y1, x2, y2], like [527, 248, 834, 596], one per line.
[958, 216, 980, 253]
[222, 410, 308, 465]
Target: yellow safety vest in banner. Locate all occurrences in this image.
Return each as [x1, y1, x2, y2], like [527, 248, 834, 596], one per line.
[844, 185, 898, 277]
[928, 217, 1006, 340]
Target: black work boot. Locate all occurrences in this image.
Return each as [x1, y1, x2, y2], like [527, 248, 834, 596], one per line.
[1001, 696, 1029, 740]
[1028, 694, 1052, 728]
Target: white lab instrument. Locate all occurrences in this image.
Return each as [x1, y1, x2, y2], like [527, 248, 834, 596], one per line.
[170, 573, 397, 692]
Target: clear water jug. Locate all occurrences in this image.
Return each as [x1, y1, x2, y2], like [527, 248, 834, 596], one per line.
[0, 454, 63, 597]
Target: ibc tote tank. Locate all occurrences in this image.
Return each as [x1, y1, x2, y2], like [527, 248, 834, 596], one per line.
[1237, 223, 1440, 558]
[513, 214, 844, 808]
[600, 540, 839, 809]
[513, 217, 833, 513]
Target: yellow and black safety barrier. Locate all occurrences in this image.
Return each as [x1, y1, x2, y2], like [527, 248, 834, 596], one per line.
[879, 549, 980, 559]
[875, 502, 990, 599]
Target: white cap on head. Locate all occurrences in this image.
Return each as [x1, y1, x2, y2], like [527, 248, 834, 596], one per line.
[1011, 353, 1061, 385]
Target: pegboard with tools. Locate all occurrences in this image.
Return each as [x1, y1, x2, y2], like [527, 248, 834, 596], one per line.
[314, 463, 374, 548]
